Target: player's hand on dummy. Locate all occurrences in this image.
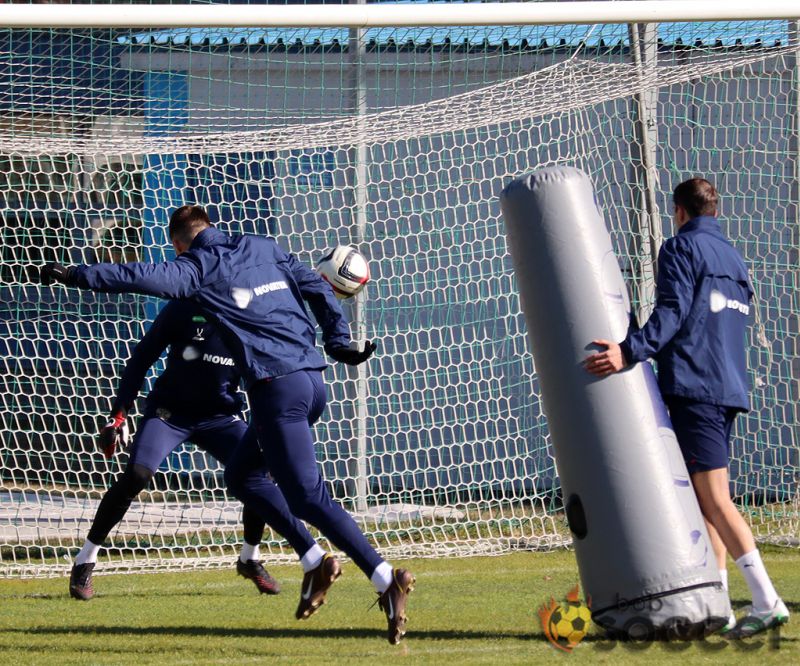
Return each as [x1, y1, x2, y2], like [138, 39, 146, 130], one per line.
[584, 339, 627, 377]
[98, 411, 130, 459]
[325, 340, 377, 366]
[40, 262, 78, 287]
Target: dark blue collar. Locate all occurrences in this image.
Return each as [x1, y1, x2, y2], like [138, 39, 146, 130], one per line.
[190, 226, 226, 249]
[678, 216, 722, 235]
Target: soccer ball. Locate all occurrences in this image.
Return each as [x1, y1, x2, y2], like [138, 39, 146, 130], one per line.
[316, 245, 370, 299]
[549, 602, 592, 646]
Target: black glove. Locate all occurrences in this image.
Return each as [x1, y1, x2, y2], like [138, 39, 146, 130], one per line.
[40, 262, 77, 287]
[325, 340, 377, 366]
[97, 411, 130, 459]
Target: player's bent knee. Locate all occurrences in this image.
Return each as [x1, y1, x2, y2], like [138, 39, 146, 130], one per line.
[283, 488, 333, 524]
[126, 463, 155, 494]
[222, 467, 252, 500]
[286, 502, 320, 526]
[223, 467, 240, 492]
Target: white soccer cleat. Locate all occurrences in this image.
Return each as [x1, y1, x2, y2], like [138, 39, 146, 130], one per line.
[731, 599, 789, 638]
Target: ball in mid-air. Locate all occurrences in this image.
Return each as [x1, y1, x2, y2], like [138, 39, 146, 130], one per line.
[316, 245, 370, 299]
[549, 602, 592, 646]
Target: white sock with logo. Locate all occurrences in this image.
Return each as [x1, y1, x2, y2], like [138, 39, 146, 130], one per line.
[240, 542, 259, 564]
[74, 540, 101, 566]
[371, 561, 394, 593]
[300, 544, 325, 573]
[719, 569, 728, 592]
[735, 549, 778, 612]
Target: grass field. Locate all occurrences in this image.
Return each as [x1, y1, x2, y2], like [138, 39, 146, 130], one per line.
[1, 548, 798, 665]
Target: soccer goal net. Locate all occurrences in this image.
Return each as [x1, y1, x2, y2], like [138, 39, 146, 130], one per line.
[0, 6, 798, 577]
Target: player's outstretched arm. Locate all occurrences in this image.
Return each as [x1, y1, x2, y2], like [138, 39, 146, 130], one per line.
[39, 257, 202, 300]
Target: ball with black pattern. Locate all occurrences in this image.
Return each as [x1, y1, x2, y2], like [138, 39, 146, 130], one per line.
[549, 602, 592, 646]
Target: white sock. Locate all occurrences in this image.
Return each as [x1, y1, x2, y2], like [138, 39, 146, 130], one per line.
[719, 569, 728, 592]
[300, 544, 325, 573]
[735, 549, 779, 612]
[239, 542, 259, 563]
[371, 561, 394, 593]
[74, 540, 101, 566]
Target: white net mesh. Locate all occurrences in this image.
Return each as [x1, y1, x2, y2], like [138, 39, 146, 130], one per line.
[0, 21, 798, 577]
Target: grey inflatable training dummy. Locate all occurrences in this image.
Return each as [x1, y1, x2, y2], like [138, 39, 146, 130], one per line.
[501, 166, 730, 638]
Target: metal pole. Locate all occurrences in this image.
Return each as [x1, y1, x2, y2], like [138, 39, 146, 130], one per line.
[627, 22, 662, 324]
[349, 0, 369, 515]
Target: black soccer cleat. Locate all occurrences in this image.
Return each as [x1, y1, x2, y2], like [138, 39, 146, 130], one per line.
[69, 562, 95, 601]
[295, 553, 342, 620]
[236, 559, 281, 595]
[378, 568, 416, 645]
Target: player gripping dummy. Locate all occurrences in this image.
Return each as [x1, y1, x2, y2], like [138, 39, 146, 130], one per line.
[40, 205, 415, 645]
[585, 178, 789, 638]
[70, 298, 330, 602]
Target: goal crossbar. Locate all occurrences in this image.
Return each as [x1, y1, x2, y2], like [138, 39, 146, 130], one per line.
[0, 1, 798, 29]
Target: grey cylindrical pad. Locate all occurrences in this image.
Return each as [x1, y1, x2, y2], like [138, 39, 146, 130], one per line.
[501, 166, 730, 636]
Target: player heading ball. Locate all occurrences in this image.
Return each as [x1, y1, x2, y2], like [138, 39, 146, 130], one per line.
[40, 204, 414, 645]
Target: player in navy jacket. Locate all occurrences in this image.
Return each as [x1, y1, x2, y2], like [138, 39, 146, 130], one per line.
[585, 178, 787, 637]
[69, 299, 324, 602]
[42, 205, 415, 645]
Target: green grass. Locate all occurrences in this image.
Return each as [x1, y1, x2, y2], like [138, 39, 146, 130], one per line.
[0, 548, 798, 665]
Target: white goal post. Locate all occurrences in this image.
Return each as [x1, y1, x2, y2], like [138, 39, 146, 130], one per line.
[0, 1, 797, 29]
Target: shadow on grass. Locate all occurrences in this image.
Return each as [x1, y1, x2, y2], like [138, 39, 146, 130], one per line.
[0, 624, 549, 642]
[732, 597, 800, 614]
[1, 624, 793, 652]
[0, 588, 286, 601]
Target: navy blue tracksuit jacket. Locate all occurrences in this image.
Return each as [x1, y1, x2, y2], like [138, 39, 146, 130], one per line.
[72, 227, 351, 388]
[111, 299, 243, 417]
[620, 216, 753, 411]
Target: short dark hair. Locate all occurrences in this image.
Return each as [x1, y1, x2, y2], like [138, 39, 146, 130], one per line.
[672, 178, 718, 218]
[169, 205, 211, 245]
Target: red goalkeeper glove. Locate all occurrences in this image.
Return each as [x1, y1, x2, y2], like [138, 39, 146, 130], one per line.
[98, 411, 129, 459]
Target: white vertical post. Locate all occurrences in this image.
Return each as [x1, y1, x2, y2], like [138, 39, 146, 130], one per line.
[790, 20, 800, 432]
[349, 0, 370, 515]
[792, 21, 800, 232]
[628, 22, 662, 323]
